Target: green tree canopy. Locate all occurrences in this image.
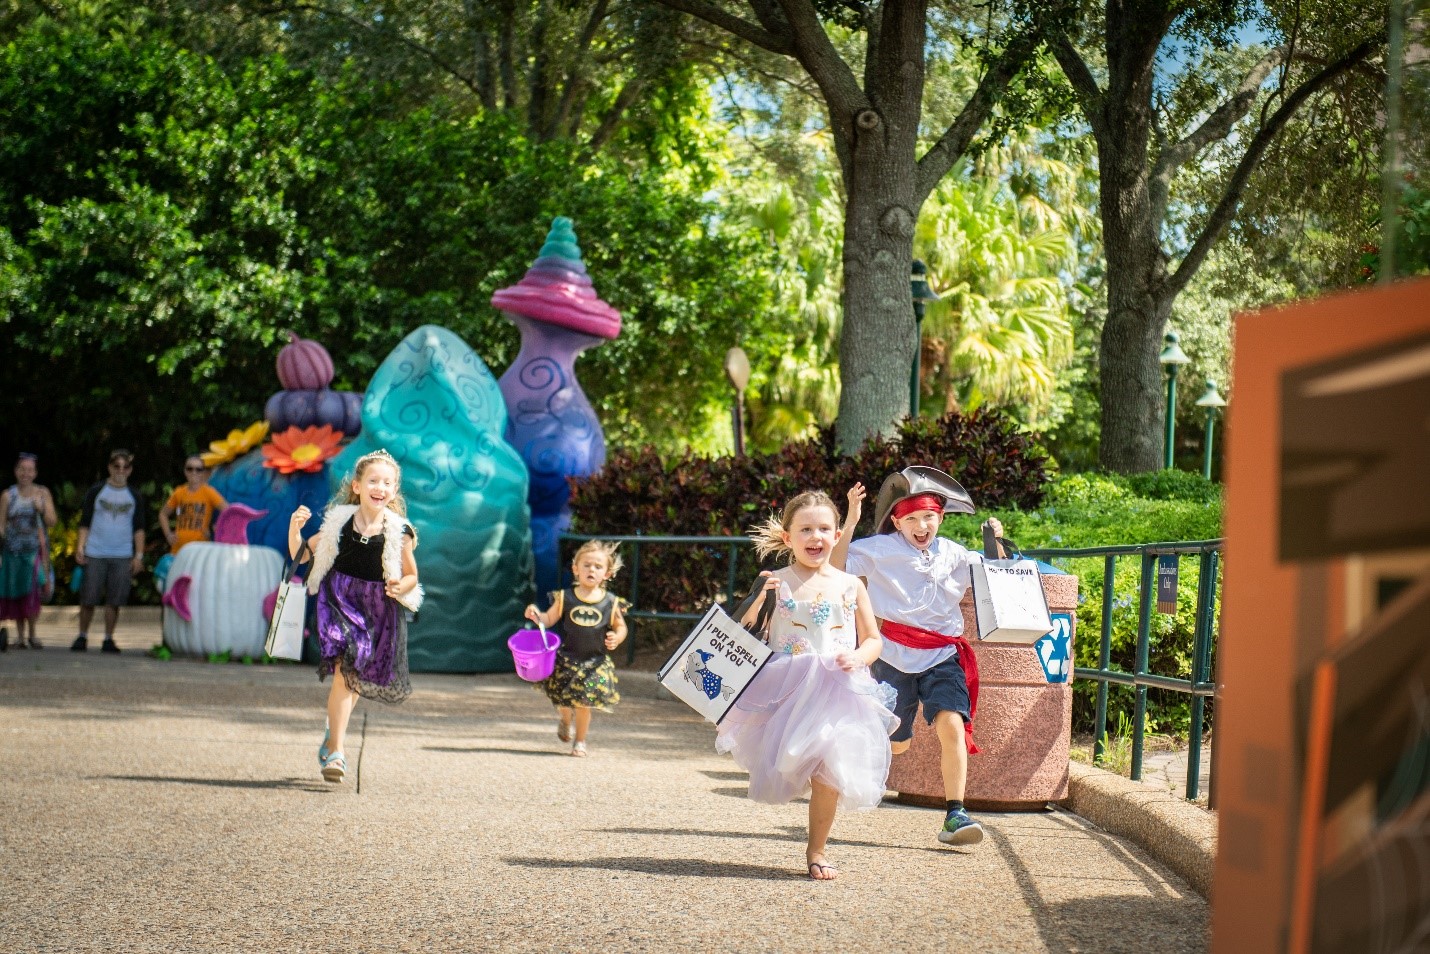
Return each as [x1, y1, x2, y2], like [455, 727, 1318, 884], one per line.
[0, 17, 775, 484]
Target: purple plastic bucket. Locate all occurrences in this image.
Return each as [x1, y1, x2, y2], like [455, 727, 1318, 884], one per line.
[507, 626, 561, 682]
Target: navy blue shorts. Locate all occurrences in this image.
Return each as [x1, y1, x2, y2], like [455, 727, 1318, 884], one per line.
[872, 654, 971, 743]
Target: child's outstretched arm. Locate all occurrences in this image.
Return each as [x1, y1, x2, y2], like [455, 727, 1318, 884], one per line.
[980, 517, 1006, 559]
[604, 602, 628, 651]
[834, 579, 883, 672]
[287, 506, 311, 559]
[831, 482, 866, 571]
[524, 591, 562, 628]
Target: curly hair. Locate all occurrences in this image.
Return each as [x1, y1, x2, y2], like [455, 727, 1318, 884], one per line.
[572, 539, 623, 578]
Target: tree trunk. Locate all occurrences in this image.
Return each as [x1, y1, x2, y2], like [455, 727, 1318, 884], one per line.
[1091, 8, 1175, 473]
[836, 164, 920, 451]
[1099, 256, 1172, 473]
[1097, 118, 1171, 473]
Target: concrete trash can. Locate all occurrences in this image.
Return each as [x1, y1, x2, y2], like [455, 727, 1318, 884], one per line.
[885, 571, 1079, 811]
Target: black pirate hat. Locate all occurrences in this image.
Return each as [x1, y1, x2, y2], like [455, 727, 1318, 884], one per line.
[872, 465, 975, 534]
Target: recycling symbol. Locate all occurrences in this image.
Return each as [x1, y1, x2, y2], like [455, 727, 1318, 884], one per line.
[1034, 614, 1073, 684]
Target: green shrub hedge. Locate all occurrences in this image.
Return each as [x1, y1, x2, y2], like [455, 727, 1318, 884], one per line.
[943, 472, 1223, 739]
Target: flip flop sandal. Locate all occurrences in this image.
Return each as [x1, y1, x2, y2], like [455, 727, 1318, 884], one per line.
[807, 860, 839, 880]
[570, 741, 588, 757]
[320, 751, 347, 783]
[557, 721, 572, 743]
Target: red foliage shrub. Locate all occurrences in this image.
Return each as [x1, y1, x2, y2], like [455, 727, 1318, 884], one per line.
[568, 409, 1050, 616]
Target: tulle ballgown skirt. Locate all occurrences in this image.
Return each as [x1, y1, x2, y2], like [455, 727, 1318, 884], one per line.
[715, 653, 900, 811]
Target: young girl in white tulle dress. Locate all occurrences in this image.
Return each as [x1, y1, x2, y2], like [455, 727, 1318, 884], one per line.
[717, 490, 898, 881]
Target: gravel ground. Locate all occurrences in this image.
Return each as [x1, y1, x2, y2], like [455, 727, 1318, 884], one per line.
[0, 650, 1208, 953]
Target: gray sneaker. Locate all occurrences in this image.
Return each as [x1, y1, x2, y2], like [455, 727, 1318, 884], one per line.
[939, 808, 985, 846]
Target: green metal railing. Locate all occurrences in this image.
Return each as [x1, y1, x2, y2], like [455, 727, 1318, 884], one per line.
[558, 533, 754, 666]
[560, 532, 1222, 802]
[1024, 540, 1221, 802]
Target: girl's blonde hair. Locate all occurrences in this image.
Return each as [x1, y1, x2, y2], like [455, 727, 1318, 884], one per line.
[748, 490, 842, 562]
[332, 450, 414, 541]
[572, 539, 623, 578]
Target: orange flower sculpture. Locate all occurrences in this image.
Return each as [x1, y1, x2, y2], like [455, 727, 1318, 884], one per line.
[262, 425, 343, 474]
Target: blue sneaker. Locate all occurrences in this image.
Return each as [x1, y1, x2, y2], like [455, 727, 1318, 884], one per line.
[939, 808, 984, 846]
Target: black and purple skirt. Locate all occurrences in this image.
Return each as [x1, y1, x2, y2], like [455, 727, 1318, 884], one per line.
[315, 569, 411, 704]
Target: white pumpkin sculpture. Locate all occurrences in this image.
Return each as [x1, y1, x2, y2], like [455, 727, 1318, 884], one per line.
[161, 504, 286, 658]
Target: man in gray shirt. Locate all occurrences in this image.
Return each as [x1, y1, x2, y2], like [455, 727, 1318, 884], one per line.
[72, 449, 146, 653]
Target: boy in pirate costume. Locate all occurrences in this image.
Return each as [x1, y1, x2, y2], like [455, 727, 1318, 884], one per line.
[832, 466, 1001, 846]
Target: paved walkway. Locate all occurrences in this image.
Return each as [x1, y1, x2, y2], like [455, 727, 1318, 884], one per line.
[1140, 746, 1214, 804]
[1, 625, 1208, 953]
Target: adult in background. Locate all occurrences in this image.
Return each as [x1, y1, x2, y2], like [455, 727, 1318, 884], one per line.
[71, 449, 146, 653]
[0, 453, 58, 650]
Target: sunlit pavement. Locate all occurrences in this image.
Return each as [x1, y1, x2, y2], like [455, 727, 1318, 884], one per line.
[0, 636, 1208, 954]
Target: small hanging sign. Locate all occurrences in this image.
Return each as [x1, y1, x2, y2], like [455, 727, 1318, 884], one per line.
[1157, 555, 1179, 614]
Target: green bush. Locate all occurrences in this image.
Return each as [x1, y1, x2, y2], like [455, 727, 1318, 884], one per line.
[943, 471, 1222, 739]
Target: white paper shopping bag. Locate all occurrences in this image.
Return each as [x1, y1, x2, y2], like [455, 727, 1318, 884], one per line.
[264, 578, 307, 661]
[658, 604, 774, 724]
[971, 558, 1053, 643]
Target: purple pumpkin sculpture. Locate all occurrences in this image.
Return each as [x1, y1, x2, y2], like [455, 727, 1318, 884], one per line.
[277, 332, 335, 389]
[264, 389, 363, 434]
[264, 331, 364, 437]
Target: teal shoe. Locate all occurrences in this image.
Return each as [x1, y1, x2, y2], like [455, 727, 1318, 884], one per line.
[318, 729, 330, 766]
[320, 751, 346, 783]
[938, 807, 984, 846]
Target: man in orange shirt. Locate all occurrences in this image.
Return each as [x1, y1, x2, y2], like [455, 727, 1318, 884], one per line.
[159, 455, 227, 554]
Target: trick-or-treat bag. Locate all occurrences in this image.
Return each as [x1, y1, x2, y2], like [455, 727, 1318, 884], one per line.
[971, 557, 1053, 643]
[659, 595, 775, 725]
[265, 547, 309, 661]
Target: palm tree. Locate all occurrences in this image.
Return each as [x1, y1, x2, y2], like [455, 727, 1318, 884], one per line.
[915, 142, 1084, 428]
[743, 180, 844, 449]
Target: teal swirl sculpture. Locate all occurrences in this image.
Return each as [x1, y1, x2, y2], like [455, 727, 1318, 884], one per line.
[331, 325, 534, 672]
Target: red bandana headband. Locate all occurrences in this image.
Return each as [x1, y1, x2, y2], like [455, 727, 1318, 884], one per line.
[891, 493, 946, 521]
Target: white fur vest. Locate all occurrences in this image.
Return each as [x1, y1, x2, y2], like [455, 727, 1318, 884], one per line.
[306, 505, 423, 613]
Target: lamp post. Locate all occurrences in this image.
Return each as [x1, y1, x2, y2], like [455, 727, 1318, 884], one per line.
[724, 346, 751, 456]
[1159, 331, 1191, 469]
[910, 260, 940, 417]
[1195, 380, 1227, 480]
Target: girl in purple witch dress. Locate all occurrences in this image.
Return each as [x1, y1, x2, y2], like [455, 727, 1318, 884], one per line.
[288, 450, 422, 783]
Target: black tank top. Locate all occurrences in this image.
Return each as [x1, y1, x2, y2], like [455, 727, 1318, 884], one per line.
[331, 515, 414, 582]
[554, 586, 619, 658]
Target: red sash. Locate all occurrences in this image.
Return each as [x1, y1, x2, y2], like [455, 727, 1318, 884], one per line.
[880, 620, 980, 754]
